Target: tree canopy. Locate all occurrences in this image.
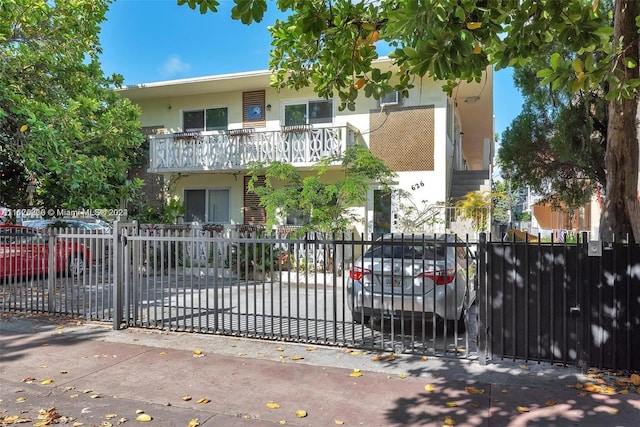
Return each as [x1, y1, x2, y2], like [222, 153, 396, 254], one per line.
[497, 62, 607, 211]
[247, 145, 396, 233]
[0, 0, 144, 215]
[181, 0, 640, 241]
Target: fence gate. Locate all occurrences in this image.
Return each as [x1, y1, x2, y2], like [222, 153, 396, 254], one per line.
[478, 233, 640, 372]
[113, 228, 478, 360]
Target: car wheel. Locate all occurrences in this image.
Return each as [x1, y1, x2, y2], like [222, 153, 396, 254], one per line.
[68, 253, 85, 277]
[352, 311, 371, 325]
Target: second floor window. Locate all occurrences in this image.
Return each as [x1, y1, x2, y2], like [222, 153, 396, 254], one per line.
[284, 99, 333, 126]
[183, 107, 228, 132]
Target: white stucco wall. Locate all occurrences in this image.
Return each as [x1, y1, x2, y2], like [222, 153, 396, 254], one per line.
[126, 70, 462, 233]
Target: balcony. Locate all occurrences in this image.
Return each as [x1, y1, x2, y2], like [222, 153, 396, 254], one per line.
[148, 124, 361, 173]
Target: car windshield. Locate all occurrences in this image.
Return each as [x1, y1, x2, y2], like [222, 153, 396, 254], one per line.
[363, 243, 449, 260]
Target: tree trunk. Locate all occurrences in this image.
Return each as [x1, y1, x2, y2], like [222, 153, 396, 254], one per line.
[601, 0, 640, 242]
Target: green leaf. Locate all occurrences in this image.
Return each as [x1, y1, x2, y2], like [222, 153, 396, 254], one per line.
[572, 58, 583, 73]
[624, 57, 637, 69]
[535, 68, 552, 78]
[571, 77, 583, 92]
[550, 53, 562, 71]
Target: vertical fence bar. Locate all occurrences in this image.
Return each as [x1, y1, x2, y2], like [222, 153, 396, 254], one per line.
[561, 240, 568, 366]
[535, 235, 542, 363]
[524, 235, 530, 362]
[47, 232, 56, 313]
[477, 232, 488, 365]
[112, 222, 122, 330]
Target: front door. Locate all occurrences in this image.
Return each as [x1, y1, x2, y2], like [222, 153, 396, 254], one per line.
[373, 190, 391, 238]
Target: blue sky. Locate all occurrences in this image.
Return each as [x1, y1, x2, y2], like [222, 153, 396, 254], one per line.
[99, 0, 522, 137]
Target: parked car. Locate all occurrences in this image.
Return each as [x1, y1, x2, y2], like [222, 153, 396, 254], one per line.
[346, 233, 477, 329]
[0, 225, 91, 279]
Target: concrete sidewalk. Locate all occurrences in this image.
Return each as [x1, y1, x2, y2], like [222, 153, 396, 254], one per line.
[1, 314, 638, 426]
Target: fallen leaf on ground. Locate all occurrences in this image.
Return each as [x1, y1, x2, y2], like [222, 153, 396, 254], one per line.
[2, 415, 31, 424]
[446, 402, 457, 407]
[182, 396, 192, 401]
[630, 374, 640, 386]
[266, 402, 281, 409]
[545, 399, 557, 406]
[444, 416, 455, 425]
[40, 379, 53, 385]
[609, 407, 619, 414]
[371, 355, 382, 361]
[334, 420, 344, 425]
[420, 356, 428, 361]
[350, 369, 363, 377]
[397, 373, 407, 379]
[519, 364, 530, 370]
[34, 407, 61, 426]
[465, 386, 485, 394]
[136, 413, 152, 422]
[290, 356, 304, 360]
[516, 406, 529, 413]
[187, 419, 200, 427]
[295, 410, 307, 418]
[424, 384, 436, 392]
[196, 398, 210, 404]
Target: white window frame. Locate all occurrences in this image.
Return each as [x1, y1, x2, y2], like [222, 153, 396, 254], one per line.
[183, 188, 231, 224]
[182, 106, 228, 132]
[281, 98, 334, 126]
[379, 91, 401, 107]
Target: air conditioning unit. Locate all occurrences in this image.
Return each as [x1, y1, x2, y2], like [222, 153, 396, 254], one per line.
[379, 91, 401, 107]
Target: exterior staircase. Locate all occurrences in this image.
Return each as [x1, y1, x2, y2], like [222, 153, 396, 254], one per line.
[449, 169, 491, 204]
[447, 169, 491, 238]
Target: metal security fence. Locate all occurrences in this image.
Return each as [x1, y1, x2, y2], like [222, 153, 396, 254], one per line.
[3, 223, 639, 371]
[478, 233, 640, 372]
[0, 226, 116, 319]
[113, 229, 478, 358]
[1, 224, 478, 358]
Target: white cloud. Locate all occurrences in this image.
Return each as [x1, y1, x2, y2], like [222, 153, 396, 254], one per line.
[160, 55, 192, 78]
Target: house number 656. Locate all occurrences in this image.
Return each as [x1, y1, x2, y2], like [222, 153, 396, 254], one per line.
[411, 181, 424, 191]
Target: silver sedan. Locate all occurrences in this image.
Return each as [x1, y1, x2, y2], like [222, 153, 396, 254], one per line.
[346, 234, 477, 329]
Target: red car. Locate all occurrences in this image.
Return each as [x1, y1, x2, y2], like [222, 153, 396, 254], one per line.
[0, 225, 91, 280]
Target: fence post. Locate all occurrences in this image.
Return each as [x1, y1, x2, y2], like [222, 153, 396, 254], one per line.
[576, 231, 590, 371]
[112, 221, 122, 330]
[477, 232, 488, 365]
[47, 232, 56, 313]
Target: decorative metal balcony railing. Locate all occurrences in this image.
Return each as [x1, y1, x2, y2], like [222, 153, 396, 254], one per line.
[148, 124, 360, 173]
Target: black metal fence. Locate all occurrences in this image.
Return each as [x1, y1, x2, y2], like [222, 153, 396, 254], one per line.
[478, 233, 640, 372]
[2, 223, 639, 371]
